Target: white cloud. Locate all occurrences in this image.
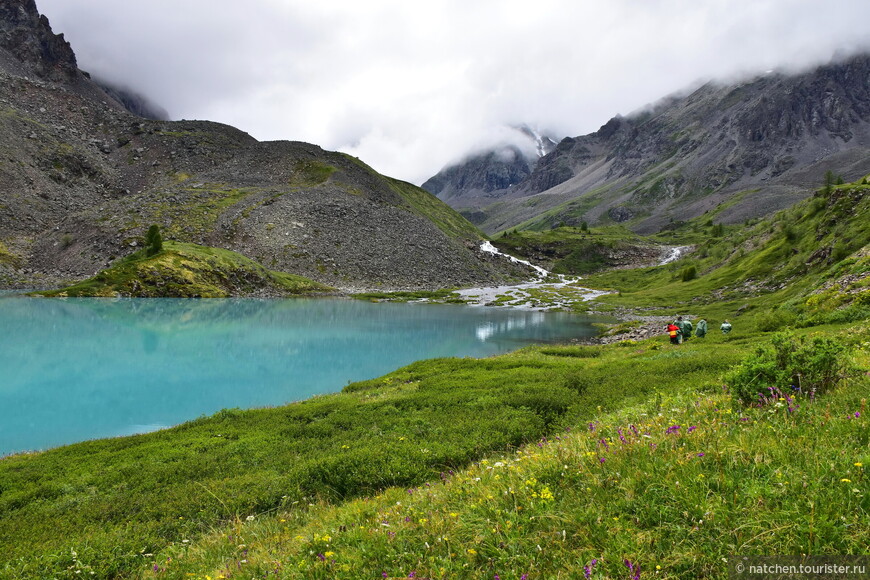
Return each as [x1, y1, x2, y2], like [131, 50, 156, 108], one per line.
[35, 0, 870, 184]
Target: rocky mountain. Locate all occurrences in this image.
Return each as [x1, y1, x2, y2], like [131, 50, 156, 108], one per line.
[422, 126, 557, 207]
[440, 55, 870, 235]
[0, 0, 529, 292]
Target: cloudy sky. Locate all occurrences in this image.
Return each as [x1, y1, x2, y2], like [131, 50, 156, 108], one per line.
[35, 0, 870, 185]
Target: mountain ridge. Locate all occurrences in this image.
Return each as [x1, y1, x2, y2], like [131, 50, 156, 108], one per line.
[434, 55, 870, 235]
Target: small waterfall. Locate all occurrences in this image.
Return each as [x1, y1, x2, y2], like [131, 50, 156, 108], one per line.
[480, 240, 550, 278]
[659, 246, 690, 265]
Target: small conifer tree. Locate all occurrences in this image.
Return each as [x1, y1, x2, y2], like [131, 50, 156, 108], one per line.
[145, 225, 163, 257]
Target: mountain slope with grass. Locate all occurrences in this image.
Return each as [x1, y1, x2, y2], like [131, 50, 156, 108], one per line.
[0, 0, 525, 293]
[577, 175, 870, 329]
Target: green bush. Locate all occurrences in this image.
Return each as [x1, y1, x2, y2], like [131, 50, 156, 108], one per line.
[680, 265, 697, 282]
[755, 308, 798, 332]
[724, 331, 851, 405]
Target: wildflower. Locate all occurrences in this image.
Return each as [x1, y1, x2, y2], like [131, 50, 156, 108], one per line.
[599, 457, 606, 464]
[584, 558, 599, 578]
[666, 425, 681, 434]
[624, 559, 641, 580]
[855, 412, 862, 418]
[688, 425, 697, 433]
[317, 553, 326, 561]
[697, 452, 705, 457]
[467, 548, 477, 555]
[855, 463, 863, 467]
[842, 478, 852, 483]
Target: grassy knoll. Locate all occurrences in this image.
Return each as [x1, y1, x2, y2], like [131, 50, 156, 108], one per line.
[0, 330, 750, 577]
[135, 325, 869, 580]
[35, 241, 332, 298]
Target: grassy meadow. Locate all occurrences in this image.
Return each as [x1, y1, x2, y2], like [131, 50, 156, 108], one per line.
[1, 178, 869, 578]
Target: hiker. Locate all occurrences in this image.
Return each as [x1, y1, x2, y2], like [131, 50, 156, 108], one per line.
[666, 321, 681, 345]
[695, 318, 708, 338]
[675, 316, 692, 341]
[721, 319, 732, 334]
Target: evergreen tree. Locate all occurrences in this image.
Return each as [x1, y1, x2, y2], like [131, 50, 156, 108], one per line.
[145, 225, 163, 257]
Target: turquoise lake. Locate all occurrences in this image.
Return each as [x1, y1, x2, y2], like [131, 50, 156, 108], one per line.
[0, 296, 605, 456]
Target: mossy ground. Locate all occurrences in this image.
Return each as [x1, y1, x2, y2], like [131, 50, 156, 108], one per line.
[35, 241, 332, 298]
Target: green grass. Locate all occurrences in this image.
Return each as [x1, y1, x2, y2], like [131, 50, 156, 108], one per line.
[130, 325, 867, 579]
[351, 289, 462, 302]
[34, 241, 332, 298]
[0, 331, 751, 578]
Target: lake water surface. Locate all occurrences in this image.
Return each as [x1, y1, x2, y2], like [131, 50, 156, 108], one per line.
[0, 296, 606, 456]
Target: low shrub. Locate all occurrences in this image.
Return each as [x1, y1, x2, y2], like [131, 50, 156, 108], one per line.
[724, 331, 853, 405]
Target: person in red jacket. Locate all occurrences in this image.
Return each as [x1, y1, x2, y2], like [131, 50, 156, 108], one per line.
[667, 322, 681, 345]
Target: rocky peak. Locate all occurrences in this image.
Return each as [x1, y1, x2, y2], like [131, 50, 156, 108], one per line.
[0, 0, 78, 81]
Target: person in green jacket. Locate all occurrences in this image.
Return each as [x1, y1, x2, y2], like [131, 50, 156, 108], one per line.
[675, 316, 692, 340]
[695, 318, 708, 338]
[721, 320, 732, 334]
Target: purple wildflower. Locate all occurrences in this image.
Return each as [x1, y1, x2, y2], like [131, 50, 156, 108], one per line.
[599, 457, 606, 464]
[408, 572, 416, 578]
[618, 428, 628, 444]
[317, 553, 326, 561]
[584, 558, 599, 578]
[521, 575, 528, 580]
[666, 425, 681, 434]
[697, 452, 705, 457]
[856, 412, 862, 418]
[624, 559, 641, 580]
[588, 422, 597, 432]
[629, 424, 640, 437]
[382, 573, 388, 579]
[687, 425, 697, 433]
